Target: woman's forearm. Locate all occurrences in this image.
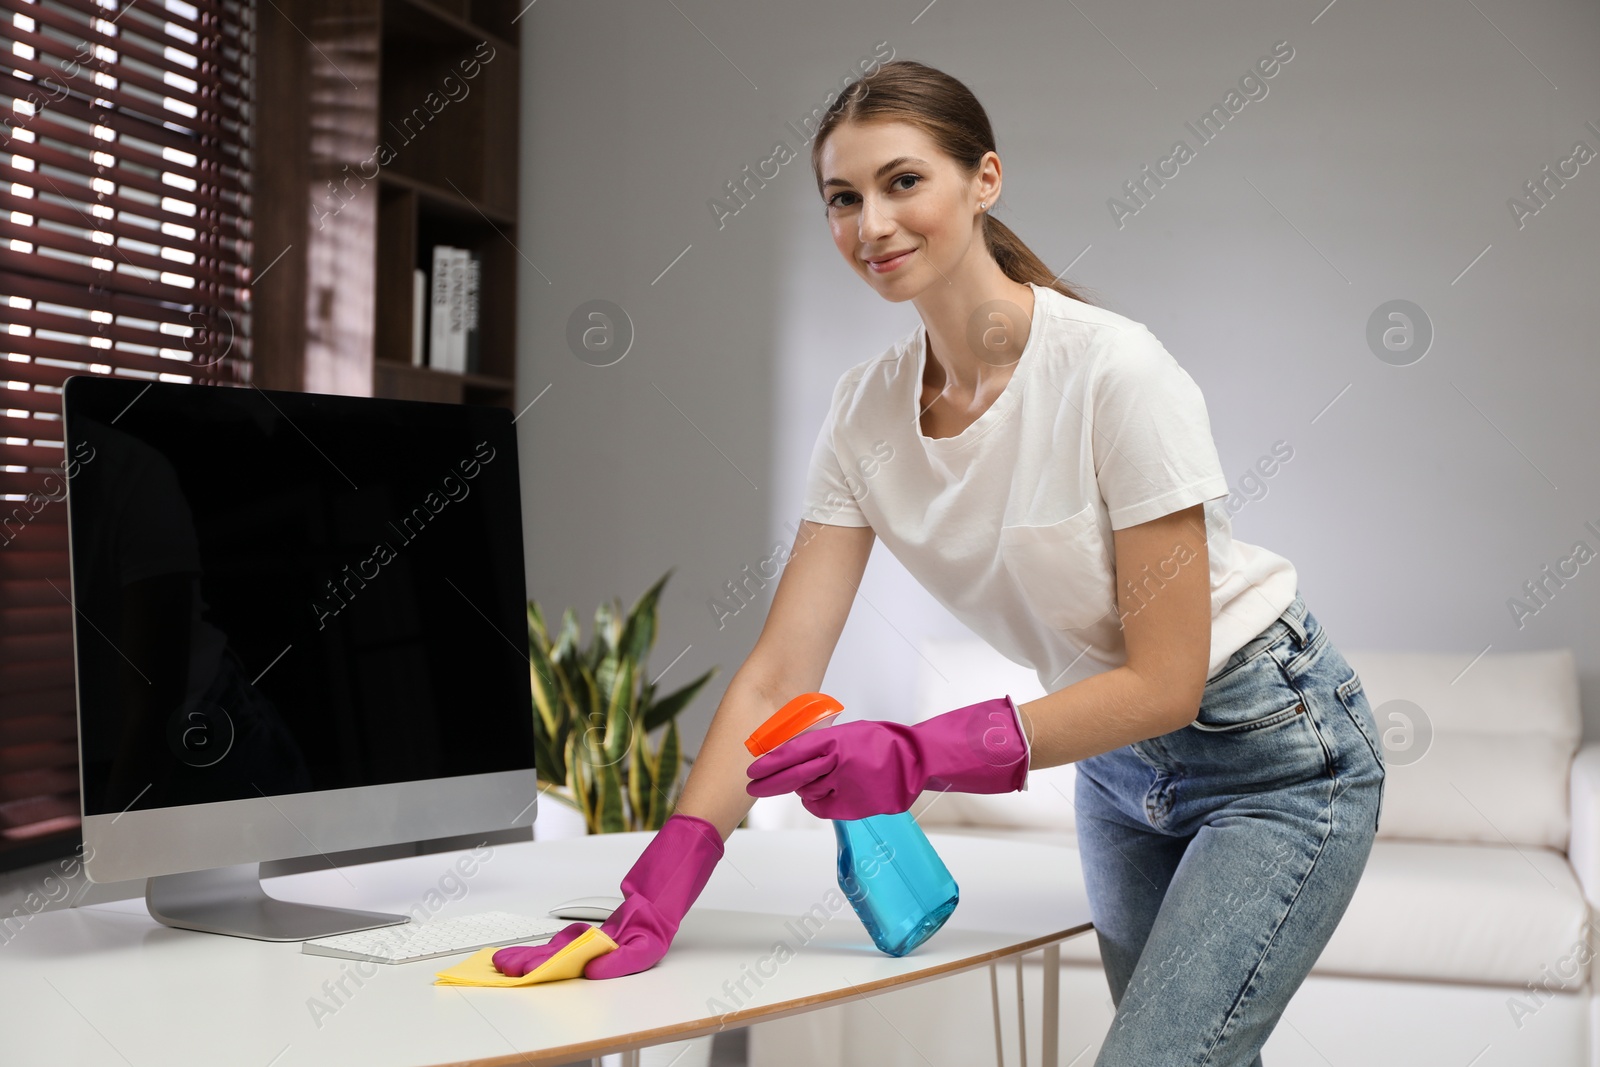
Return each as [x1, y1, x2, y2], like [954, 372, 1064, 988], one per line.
[672, 667, 803, 838]
[675, 659, 1193, 830]
[1016, 664, 1197, 770]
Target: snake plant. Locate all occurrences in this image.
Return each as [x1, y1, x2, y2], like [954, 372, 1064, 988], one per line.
[527, 567, 719, 833]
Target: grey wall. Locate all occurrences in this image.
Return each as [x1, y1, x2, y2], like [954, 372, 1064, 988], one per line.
[516, 0, 1600, 752]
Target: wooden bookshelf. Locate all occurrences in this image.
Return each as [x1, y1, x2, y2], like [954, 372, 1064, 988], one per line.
[253, 0, 521, 408]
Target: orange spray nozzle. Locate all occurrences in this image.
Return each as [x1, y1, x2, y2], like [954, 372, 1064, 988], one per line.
[744, 692, 844, 757]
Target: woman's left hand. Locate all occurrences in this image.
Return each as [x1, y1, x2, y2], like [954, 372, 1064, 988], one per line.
[743, 696, 1029, 820]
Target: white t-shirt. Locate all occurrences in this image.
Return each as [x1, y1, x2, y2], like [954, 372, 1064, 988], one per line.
[801, 281, 1298, 695]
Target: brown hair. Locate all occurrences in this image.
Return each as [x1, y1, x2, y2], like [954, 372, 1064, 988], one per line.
[810, 59, 1099, 306]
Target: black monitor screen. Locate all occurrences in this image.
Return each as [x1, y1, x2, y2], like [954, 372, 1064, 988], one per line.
[63, 376, 535, 817]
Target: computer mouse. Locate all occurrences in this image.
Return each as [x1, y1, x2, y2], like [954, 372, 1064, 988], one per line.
[548, 895, 625, 921]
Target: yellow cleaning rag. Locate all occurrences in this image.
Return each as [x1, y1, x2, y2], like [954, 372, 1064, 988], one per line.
[433, 925, 618, 987]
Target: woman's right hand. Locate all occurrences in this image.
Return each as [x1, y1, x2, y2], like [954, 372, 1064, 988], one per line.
[491, 921, 597, 977]
[492, 813, 725, 980]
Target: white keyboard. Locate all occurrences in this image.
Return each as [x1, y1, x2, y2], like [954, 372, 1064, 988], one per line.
[301, 910, 573, 965]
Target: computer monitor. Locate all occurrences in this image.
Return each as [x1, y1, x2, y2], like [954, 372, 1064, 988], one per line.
[62, 375, 537, 940]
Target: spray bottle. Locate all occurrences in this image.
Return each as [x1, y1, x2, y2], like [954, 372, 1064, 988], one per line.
[746, 692, 960, 957]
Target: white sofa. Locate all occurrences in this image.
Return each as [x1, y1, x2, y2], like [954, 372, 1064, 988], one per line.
[746, 636, 1595, 1067]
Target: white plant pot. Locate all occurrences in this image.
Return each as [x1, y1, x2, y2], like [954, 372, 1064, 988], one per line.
[531, 792, 588, 840]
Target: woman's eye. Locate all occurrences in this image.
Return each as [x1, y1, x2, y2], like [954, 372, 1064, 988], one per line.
[827, 175, 921, 210]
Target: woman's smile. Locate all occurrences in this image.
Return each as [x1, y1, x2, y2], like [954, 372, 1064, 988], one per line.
[866, 248, 916, 273]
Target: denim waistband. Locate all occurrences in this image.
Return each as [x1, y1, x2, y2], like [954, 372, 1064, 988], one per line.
[1208, 589, 1309, 681]
[1267, 590, 1309, 647]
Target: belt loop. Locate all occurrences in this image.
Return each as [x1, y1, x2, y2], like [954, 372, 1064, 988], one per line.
[1281, 595, 1308, 646]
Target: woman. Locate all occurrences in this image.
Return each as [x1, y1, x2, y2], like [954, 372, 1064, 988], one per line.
[496, 59, 1385, 1067]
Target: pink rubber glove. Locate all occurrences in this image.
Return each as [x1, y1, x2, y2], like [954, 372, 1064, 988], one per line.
[492, 813, 724, 979]
[489, 919, 595, 977]
[744, 696, 1030, 820]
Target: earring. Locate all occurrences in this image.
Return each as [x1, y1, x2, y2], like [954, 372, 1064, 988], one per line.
[979, 201, 987, 211]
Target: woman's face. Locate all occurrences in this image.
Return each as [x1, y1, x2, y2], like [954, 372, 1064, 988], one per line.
[818, 119, 991, 301]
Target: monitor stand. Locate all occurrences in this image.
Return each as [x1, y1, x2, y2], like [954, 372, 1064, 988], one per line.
[146, 862, 409, 942]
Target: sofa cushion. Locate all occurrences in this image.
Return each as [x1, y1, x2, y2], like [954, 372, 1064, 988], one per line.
[1342, 648, 1580, 849]
[932, 827, 1588, 988]
[1313, 837, 1588, 988]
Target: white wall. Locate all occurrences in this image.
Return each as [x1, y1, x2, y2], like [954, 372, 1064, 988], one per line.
[516, 0, 1600, 753]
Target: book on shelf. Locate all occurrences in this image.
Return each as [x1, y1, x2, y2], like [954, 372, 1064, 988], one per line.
[428, 244, 454, 372]
[424, 244, 482, 375]
[446, 246, 466, 373]
[411, 268, 426, 367]
[463, 250, 481, 375]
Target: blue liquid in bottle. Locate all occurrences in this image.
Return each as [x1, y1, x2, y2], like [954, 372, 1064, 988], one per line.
[835, 811, 960, 957]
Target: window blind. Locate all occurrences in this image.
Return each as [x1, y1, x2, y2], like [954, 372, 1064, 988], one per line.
[0, 0, 253, 868]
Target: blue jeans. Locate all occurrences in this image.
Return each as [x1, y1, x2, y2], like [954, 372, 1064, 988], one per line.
[1074, 590, 1385, 1066]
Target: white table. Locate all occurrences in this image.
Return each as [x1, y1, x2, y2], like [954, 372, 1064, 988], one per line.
[0, 829, 1093, 1066]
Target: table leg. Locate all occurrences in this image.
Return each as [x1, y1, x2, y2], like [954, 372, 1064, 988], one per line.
[1015, 955, 1029, 1067]
[990, 963, 1005, 1067]
[1042, 943, 1060, 1066]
